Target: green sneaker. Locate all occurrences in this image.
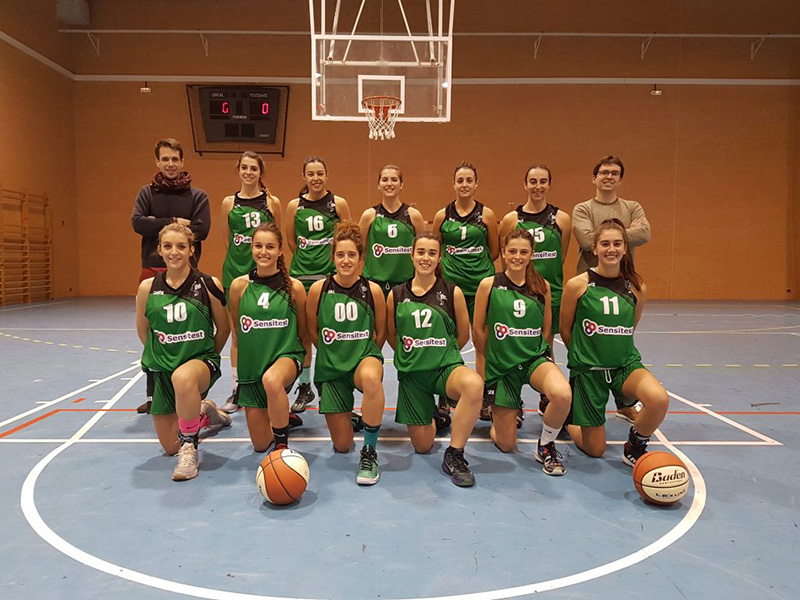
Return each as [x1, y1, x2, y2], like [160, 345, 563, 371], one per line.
[356, 446, 380, 485]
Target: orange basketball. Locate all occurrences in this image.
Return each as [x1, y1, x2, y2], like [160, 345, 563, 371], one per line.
[256, 448, 309, 505]
[632, 451, 690, 506]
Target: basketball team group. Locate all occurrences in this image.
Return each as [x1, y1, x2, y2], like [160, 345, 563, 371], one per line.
[131, 138, 669, 487]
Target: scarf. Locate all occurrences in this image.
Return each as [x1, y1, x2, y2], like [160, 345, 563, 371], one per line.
[151, 171, 192, 192]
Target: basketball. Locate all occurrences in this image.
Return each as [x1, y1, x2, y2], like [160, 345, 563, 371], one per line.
[256, 448, 310, 505]
[632, 451, 690, 506]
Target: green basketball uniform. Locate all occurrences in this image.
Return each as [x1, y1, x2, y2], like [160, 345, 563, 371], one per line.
[236, 270, 306, 408]
[514, 204, 564, 310]
[363, 203, 415, 291]
[392, 278, 464, 374]
[567, 269, 641, 376]
[290, 191, 340, 288]
[439, 201, 495, 298]
[222, 192, 273, 290]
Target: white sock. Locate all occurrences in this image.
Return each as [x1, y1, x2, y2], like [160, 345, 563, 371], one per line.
[231, 366, 238, 389]
[540, 423, 560, 446]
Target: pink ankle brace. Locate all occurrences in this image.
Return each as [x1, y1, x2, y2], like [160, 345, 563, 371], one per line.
[178, 414, 208, 435]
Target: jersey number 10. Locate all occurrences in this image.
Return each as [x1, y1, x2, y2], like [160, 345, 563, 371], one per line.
[164, 302, 187, 323]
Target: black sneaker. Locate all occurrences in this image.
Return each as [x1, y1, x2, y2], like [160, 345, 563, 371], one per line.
[137, 400, 152, 414]
[516, 403, 524, 429]
[535, 441, 566, 476]
[291, 382, 315, 413]
[538, 394, 549, 416]
[433, 410, 451, 434]
[623, 439, 648, 467]
[479, 400, 492, 422]
[289, 413, 303, 428]
[442, 448, 475, 487]
[351, 412, 364, 432]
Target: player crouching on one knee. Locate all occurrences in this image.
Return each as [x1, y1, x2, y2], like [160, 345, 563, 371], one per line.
[228, 223, 309, 454]
[135, 223, 232, 482]
[559, 219, 668, 465]
[386, 232, 484, 487]
[472, 229, 571, 475]
[306, 222, 386, 485]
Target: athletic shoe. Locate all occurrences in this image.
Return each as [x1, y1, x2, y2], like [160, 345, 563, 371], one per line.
[622, 439, 648, 467]
[351, 412, 364, 432]
[291, 382, 315, 413]
[433, 410, 451, 433]
[538, 394, 549, 416]
[535, 441, 566, 476]
[479, 400, 492, 422]
[289, 413, 303, 428]
[442, 448, 475, 487]
[616, 402, 642, 424]
[200, 399, 232, 429]
[220, 389, 239, 414]
[516, 406, 524, 430]
[172, 442, 199, 481]
[137, 399, 152, 414]
[356, 446, 380, 485]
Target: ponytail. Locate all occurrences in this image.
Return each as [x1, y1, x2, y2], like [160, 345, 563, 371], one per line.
[299, 155, 328, 197]
[594, 219, 642, 290]
[502, 228, 548, 298]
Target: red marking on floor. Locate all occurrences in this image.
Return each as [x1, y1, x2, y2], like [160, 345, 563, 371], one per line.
[0, 408, 136, 438]
[0, 410, 58, 438]
[72, 397, 85, 404]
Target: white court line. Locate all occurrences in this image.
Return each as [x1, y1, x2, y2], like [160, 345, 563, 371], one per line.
[667, 391, 782, 445]
[0, 363, 141, 430]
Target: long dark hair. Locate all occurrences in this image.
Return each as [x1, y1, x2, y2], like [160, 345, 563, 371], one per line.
[253, 222, 295, 306]
[411, 231, 443, 279]
[299, 155, 328, 196]
[237, 150, 268, 193]
[502, 228, 548, 298]
[594, 218, 642, 290]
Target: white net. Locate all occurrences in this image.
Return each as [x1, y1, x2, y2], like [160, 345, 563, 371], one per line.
[362, 96, 401, 140]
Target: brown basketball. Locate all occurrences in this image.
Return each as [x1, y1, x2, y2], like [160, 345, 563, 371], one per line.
[256, 448, 309, 505]
[632, 451, 689, 506]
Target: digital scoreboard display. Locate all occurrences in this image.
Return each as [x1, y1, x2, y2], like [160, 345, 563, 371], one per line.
[187, 85, 289, 155]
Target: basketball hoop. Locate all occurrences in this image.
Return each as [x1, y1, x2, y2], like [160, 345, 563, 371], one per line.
[362, 96, 401, 140]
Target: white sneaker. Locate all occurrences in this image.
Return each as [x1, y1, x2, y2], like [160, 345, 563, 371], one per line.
[201, 399, 232, 429]
[616, 402, 642, 424]
[172, 442, 199, 481]
[220, 389, 239, 414]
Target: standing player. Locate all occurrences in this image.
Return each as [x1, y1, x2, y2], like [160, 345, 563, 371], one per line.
[473, 229, 571, 475]
[359, 165, 425, 296]
[560, 219, 668, 466]
[286, 156, 352, 414]
[135, 223, 232, 481]
[387, 232, 484, 487]
[498, 165, 571, 417]
[306, 222, 386, 485]
[219, 151, 283, 414]
[228, 223, 308, 453]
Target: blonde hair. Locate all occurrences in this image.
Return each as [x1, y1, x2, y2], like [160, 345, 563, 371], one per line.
[158, 222, 194, 245]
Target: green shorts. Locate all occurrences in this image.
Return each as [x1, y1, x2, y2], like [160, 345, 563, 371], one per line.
[237, 357, 303, 409]
[147, 357, 221, 415]
[463, 294, 476, 321]
[569, 361, 645, 427]
[485, 354, 552, 410]
[551, 304, 560, 336]
[316, 371, 359, 414]
[396, 365, 460, 426]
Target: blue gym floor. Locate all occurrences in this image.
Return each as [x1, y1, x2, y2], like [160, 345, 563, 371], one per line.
[1, 298, 798, 600]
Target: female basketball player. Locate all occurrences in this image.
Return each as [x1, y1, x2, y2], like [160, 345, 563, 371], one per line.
[498, 164, 572, 418]
[135, 223, 232, 481]
[228, 222, 308, 453]
[219, 151, 283, 414]
[306, 222, 386, 485]
[286, 156, 352, 414]
[560, 219, 668, 466]
[359, 165, 425, 296]
[472, 229, 571, 475]
[387, 232, 484, 487]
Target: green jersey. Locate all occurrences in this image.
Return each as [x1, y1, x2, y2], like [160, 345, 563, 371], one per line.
[484, 272, 548, 382]
[314, 275, 383, 382]
[290, 191, 339, 285]
[142, 269, 223, 373]
[236, 270, 306, 384]
[392, 278, 463, 374]
[222, 192, 273, 290]
[567, 269, 641, 375]
[362, 203, 415, 286]
[515, 203, 564, 307]
[439, 201, 495, 297]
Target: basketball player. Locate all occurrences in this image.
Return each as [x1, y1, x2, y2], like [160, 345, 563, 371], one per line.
[286, 157, 352, 414]
[228, 223, 308, 453]
[498, 165, 571, 419]
[131, 138, 211, 414]
[560, 219, 668, 466]
[473, 229, 571, 475]
[359, 165, 425, 296]
[387, 232, 484, 487]
[306, 222, 386, 485]
[135, 223, 231, 481]
[219, 151, 283, 414]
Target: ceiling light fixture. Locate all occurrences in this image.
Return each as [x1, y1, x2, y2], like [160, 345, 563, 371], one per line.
[650, 84, 662, 96]
[140, 81, 152, 93]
